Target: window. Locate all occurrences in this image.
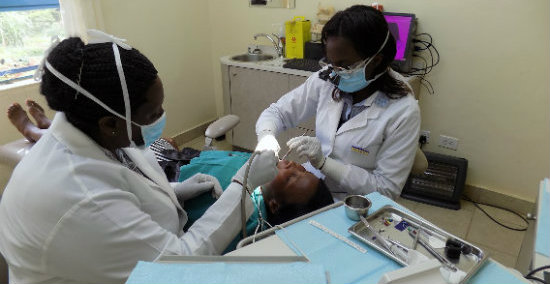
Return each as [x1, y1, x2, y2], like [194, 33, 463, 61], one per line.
[1, 0, 63, 85]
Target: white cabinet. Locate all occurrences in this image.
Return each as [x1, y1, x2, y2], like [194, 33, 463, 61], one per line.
[222, 65, 312, 161]
[228, 66, 288, 150]
[288, 75, 316, 131]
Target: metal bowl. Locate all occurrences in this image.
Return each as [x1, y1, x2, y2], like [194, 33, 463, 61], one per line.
[344, 195, 372, 221]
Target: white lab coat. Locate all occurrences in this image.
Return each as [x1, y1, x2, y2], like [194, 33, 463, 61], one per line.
[256, 69, 420, 199]
[0, 113, 253, 284]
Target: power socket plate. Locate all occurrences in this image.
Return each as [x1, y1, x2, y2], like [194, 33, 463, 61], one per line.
[420, 130, 430, 144]
[438, 135, 459, 150]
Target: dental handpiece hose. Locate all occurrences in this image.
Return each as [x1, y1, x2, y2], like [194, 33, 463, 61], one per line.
[241, 151, 259, 238]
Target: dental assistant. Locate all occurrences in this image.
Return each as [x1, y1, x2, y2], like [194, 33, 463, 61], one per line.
[0, 31, 277, 284]
[256, 5, 420, 199]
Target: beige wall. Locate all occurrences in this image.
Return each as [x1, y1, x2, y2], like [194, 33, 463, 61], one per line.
[99, 0, 218, 139]
[206, 0, 550, 202]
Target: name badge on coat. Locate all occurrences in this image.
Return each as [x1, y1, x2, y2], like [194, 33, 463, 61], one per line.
[351, 145, 370, 156]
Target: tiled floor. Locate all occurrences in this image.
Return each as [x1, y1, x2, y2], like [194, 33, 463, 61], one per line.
[179, 135, 527, 269]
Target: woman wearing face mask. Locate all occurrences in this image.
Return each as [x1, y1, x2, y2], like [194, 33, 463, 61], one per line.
[0, 31, 277, 284]
[256, 5, 420, 200]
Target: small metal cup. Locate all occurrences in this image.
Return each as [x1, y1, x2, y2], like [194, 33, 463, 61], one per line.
[344, 195, 372, 221]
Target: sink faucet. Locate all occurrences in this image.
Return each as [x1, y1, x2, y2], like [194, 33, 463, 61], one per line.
[253, 33, 283, 58]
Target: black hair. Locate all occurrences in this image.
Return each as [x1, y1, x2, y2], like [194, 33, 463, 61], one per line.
[266, 180, 334, 226]
[40, 37, 158, 136]
[320, 5, 411, 99]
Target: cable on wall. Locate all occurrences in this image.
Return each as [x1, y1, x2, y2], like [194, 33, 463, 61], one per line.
[403, 32, 440, 95]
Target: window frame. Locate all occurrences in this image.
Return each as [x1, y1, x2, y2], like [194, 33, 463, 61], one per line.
[0, 0, 61, 87]
[0, 0, 59, 12]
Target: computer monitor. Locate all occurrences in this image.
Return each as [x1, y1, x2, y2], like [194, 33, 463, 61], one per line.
[383, 12, 416, 72]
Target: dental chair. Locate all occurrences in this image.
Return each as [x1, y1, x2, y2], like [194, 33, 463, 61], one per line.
[0, 115, 241, 191]
[0, 115, 240, 164]
[203, 114, 240, 151]
[0, 139, 33, 169]
[0, 113, 426, 185]
[0, 139, 33, 196]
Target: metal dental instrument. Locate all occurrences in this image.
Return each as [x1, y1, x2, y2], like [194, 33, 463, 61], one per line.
[359, 216, 410, 262]
[387, 238, 410, 253]
[408, 229, 458, 271]
[280, 130, 308, 160]
[360, 215, 392, 252]
[386, 238, 411, 263]
[280, 149, 292, 161]
[412, 227, 420, 250]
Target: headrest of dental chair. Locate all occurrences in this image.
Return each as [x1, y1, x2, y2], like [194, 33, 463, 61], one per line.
[0, 138, 34, 168]
[205, 114, 240, 139]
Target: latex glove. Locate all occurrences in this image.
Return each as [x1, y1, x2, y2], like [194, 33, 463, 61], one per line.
[256, 130, 280, 156]
[287, 136, 326, 169]
[172, 173, 223, 201]
[233, 150, 278, 190]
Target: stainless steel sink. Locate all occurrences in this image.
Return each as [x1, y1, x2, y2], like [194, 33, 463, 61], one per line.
[231, 54, 274, 62]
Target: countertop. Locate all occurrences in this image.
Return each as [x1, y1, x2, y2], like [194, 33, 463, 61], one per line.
[220, 54, 422, 99]
[220, 55, 313, 77]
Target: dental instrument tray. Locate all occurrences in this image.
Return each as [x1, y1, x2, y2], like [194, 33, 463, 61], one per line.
[348, 205, 487, 283]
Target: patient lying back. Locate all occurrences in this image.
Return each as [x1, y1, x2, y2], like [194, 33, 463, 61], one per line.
[262, 160, 334, 226]
[178, 152, 334, 249]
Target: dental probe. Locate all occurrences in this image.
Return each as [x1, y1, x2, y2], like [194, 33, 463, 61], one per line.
[280, 130, 308, 160]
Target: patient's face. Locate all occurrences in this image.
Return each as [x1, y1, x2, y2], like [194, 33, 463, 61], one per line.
[262, 160, 319, 212]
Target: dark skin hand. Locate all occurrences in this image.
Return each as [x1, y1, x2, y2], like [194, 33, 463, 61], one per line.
[324, 36, 384, 104]
[94, 77, 165, 155]
[263, 160, 319, 214]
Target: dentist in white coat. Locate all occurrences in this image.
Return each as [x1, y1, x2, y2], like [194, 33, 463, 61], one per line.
[0, 31, 277, 284]
[256, 6, 420, 200]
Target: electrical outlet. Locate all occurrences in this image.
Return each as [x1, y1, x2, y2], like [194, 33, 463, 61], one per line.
[438, 135, 459, 150]
[420, 130, 430, 144]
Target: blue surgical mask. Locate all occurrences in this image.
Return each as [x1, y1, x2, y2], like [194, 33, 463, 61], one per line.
[335, 67, 386, 93]
[139, 112, 166, 147]
[332, 31, 391, 93]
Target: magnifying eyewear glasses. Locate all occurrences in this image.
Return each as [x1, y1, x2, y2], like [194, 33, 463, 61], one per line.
[318, 57, 369, 75]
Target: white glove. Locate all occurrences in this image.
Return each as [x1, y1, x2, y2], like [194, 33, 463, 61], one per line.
[172, 173, 223, 201]
[256, 130, 280, 156]
[233, 150, 278, 190]
[287, 136, 326, 169]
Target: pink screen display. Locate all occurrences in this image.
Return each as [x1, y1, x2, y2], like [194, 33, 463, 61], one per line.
[383, 14, 413, 61]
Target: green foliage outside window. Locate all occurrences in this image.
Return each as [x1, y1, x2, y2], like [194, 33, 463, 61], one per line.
[0, 8, 64, 84]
